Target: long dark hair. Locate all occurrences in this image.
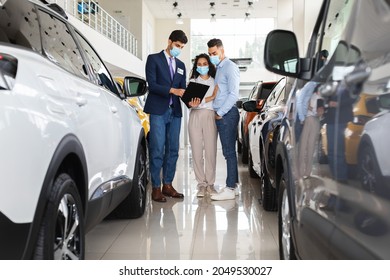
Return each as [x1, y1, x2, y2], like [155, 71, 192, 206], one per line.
[189, 53, 216, 80]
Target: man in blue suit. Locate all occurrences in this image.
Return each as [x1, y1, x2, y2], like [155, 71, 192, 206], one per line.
[144, 30, 188, 202]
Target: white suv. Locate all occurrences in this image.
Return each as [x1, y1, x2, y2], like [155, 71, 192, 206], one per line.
[0, 0, 148, 259]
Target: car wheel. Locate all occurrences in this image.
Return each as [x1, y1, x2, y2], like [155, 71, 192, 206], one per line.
[359, 144, 382, 194]
[248, 147, 259, 178]
[261, 160, 277, 211]
[34, 173, 85, 260]
[278, 169, 296, 260]
[112, 144, 147, 219]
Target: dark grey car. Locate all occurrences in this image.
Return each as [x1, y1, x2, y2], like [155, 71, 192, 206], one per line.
[263, 0, 390, 259]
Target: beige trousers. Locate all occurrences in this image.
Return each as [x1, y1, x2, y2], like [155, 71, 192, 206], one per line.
[188, 109, 217, 187]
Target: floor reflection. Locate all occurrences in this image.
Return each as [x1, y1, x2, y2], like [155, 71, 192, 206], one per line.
[86, 146, 278, 260]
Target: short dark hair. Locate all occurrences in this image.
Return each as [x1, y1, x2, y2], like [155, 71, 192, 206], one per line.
[320, 49, 329, 58]
[207, 38, 223, 48]
[169, 30, 188, 44]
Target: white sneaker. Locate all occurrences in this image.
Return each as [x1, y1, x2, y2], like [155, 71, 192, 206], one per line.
[197, 187, 206, 197]
[206, 185, 218, 196]
[210, 187, 235, 201]
[212, 200, 236, 211]
[235, 183, 242, 196]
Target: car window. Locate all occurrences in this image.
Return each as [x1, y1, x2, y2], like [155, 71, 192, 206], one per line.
[275, 86, 287, 105]
[314, 0, 355, 73]
[265, 78, 286, 107]
[73, 31, 118, 94]
[248, 83, 259, 100]
[38, 10, 87, 79]
[0, 0, 41, 52]
[257, 83, 275, 100]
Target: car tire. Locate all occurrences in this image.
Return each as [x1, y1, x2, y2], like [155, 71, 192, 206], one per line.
[112, 144, 147, 219]
[278, 168, 296, 260]
[248, 147, 259, 178]
[261, 160, 277, 211]
[359, 143, 383, 195]
[34, 173, 85, 260]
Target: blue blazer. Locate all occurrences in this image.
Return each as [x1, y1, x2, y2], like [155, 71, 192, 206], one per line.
[144, 50, 186, 117]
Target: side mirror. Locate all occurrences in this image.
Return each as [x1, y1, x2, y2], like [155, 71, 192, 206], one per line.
[264, 30, 300, 77]
[377, 93, 390, 110]
[123, 76, 148, 97]
[242, 100, 259, 112]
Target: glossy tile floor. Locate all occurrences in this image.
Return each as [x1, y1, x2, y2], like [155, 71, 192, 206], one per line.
[86, 144, 279, 260]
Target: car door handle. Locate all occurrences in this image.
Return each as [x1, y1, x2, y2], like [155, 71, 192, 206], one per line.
[110, 106, 118, 113]
[75, 96, 87, 107]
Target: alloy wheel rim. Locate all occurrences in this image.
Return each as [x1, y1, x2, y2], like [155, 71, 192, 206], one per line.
[281, 186, 291, 259]
[54, 194, 81, 260]
[138, 151, 146, 208]
[361, 151, 376, 192]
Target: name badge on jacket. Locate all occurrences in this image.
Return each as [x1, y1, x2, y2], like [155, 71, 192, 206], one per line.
[177, 68, 184, 75]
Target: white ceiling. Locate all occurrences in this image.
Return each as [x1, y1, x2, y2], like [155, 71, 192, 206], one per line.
[143, 0, 278, 20]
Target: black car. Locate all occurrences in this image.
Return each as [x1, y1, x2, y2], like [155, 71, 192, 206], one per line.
[243, 77, 291, 211]
[238, 80, 276, 164]
[263, 0, 390, 259]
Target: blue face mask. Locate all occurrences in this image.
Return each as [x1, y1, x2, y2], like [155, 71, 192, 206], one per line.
[170, 47, 181, 57]
[210, 55, 220, 65]
[196, 66, 209, 76]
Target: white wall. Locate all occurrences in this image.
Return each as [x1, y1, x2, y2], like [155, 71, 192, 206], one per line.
[277, 0, 293, 30]
[303, 1, 322, 55]
[98, 0, 143, 60]
[142, 1, 155, 61]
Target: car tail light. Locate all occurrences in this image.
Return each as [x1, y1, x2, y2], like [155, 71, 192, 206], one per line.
[352, 115, 371, 125]
[0, 53, 18, 90]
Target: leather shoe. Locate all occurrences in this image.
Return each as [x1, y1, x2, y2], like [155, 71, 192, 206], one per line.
[152, 188, 166, 202]
[162, 184, 184, 198]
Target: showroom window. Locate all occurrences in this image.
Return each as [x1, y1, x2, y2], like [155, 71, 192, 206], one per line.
[191, 18, 274, 70]
[38, 10, 86, 79]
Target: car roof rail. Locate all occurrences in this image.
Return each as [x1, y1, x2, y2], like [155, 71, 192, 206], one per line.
[38, 0, 68, 19]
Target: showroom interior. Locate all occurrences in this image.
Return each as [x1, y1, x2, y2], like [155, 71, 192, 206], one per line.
[4, 0, 388, 261]
[78, 0, 320, 260]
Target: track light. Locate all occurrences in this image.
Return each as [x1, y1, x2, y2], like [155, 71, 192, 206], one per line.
[172, 1, 179, 14]
[244, 12, 250, 22]
[209, 2, 216, 14]
[210, 13, 216, 23]
[176, 12, 183, 24]
[247, 1, 254, 13]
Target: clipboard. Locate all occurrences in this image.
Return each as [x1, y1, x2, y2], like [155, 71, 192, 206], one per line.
[181, 82, 210, 108]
